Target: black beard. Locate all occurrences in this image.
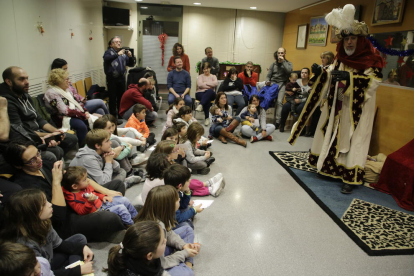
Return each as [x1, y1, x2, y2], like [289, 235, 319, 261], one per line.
[11, 80, 27, 96]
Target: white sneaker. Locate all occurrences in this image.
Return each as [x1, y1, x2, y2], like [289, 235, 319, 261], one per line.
[208, 173, 225, 197]
[196, 104, 203, 112]
[204, 119, 210, 126]
[131, 154, 148, 166]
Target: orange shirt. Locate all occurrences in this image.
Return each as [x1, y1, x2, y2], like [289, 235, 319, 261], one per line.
[125, 114, 150, 138]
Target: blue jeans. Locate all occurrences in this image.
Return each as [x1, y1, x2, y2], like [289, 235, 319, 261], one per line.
[226, 94, 245, 115]
[210, 116, 242, 137]
[196, 89, 216, 119]
[84, 99, 109, 115]
[69, 118, 88, 146]
[164, 225, 195, 276]
[101, 196, 137, 225]
[51, 234, 87, 270]
[168, 92, 192, 107]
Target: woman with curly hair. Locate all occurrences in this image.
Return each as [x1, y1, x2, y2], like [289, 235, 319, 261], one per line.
[167, 43, 190, 73]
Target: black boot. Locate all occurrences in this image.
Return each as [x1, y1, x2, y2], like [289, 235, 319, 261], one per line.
[341, 184, 354, 194]
[279, 124, 285, 133]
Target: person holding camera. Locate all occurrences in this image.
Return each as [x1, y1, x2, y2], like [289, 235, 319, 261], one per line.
[103, 36, 132, 118]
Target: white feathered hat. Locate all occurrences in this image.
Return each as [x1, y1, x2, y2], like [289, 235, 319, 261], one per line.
[325, 4, 368, 40]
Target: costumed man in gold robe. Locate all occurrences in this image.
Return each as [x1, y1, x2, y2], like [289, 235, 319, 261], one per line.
[288, 4, 385, 194]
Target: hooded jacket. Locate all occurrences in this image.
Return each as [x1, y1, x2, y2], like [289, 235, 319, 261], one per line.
[69, 146, 120, 185]
[119, 84, 153, 117]
[0, 82, 48, 131]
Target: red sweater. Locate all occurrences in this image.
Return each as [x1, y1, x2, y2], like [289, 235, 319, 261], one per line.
[167, 54, 191, 74]
[119, 84, 153, 117]
[238, 71, 259, 87]
[62, 185, 105, 215]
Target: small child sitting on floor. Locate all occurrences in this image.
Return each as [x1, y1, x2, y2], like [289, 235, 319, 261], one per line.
[240, 104, 262, 133]
[62, 166, 138, 226]
[125, 104, 156, 152]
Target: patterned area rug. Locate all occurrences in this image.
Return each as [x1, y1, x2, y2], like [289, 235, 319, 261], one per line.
[342, 199, 414, 251]
[269, 151, 414, 256]
[270, 151, 316, 173]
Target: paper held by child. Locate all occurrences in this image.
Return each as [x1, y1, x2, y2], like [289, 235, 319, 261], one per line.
[193, 200, 214, 209]
[207, 140, 214, 144]
[65, 261, 94, 276]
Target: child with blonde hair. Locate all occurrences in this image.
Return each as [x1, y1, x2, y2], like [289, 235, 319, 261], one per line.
[134, 185, 199, 275]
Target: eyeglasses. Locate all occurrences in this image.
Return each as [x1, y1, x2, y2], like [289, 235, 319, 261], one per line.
[24, 150, 41, 165]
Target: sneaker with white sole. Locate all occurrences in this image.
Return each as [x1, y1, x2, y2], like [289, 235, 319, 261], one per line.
[207, 173, 223, 187]
[131, 154, 148, 166]
[196, 104, 203, 112]
[209, 174, 225, 197]
[204, 119, 210, 126]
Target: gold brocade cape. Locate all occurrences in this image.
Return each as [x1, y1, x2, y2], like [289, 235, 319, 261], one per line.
[288, 60, 383, 185]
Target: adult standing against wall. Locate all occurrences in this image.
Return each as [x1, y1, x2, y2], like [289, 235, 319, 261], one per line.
[200, 47, 220, 77]
[238, 61, 258, 87]
[196, 62, 218, 126]
[103, 36, 132, 118]
[167, 43, 191, 73]
[257, 48, 292, 128]
[167, 56, 192, 107]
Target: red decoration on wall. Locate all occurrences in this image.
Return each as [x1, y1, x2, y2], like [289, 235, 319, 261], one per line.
[397, 56, 405, 66]
[384, 35, 393, 47]
[158, 33, 168, 66]
[406, 70, 414, 80]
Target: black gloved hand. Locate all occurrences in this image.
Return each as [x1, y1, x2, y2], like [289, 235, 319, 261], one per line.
[331, 70, 350, 82]
[311, 63, 322, 78]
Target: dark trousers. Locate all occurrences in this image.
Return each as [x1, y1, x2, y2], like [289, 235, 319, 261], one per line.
[146, 133, 156, 146]
[196, 89, 216, 119]
[46, 132, 78, 160]
[280, 102, 306, 126]
[51, 234, 86, 270]
[107, 77, 126, 117]
[0, 177, 22, 204]
[69, 118, 88, 146]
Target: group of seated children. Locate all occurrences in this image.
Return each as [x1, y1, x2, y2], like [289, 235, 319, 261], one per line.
[0, 92, 227, 276]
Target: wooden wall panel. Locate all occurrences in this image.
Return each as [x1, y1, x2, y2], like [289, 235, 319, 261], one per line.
[282, 0, 414, 156]
[369, 84, 414, 156]
[282, 0, 414, 71]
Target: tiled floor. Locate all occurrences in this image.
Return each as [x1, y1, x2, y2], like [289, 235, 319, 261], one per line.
[90, 111, 414, 276]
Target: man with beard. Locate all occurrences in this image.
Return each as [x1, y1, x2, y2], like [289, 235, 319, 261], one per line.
[120, 78, 158, 125]
[0, 67, 78, 161]
[288, 4, 384, 194]
[167, 56, 192, 107]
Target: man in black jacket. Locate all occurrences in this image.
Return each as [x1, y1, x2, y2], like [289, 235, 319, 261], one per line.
[0, 66, 77, 160]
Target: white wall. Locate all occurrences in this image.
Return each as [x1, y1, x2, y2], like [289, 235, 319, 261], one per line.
[182, 6, 285, 96]
[106, 1, 138, 51]
[0, 0, 106, 95]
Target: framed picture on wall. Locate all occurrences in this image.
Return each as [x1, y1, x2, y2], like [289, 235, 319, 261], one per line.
[308, 16, 328, 46]
[372, 0, 406, 26]
[296, 24, 308, 49]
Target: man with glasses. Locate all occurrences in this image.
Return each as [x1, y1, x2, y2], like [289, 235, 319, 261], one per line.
[0, 67, 78, 162]
[257, 48, 293, 128]
[104, 36, 132, 118]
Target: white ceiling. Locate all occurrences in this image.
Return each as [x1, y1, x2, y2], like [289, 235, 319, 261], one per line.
[107, 0, 323, 13]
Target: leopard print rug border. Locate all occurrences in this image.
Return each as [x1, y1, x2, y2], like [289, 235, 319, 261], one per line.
[342, 199, 414, 251]
[271, 151, 317, 173]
